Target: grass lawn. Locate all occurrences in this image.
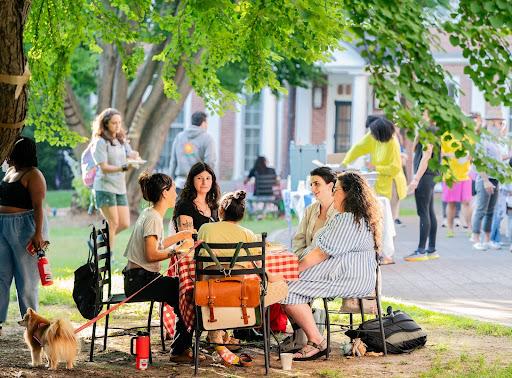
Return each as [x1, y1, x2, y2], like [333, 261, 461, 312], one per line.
[36, 215, 298, 279]
[45, 190, 74, 209]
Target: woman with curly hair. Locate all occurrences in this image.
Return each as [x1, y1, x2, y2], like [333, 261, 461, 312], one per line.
[282, 171, 382, 361]
[172, 162, 220, 233]
[91, 108, 140, 252]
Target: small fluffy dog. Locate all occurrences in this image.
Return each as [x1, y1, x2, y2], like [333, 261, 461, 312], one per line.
[18, 308, 79, 369]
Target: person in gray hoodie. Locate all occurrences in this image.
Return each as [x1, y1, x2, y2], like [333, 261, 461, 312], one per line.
[169, 111, 217, 192]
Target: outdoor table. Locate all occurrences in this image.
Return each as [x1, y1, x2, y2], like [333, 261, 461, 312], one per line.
[378, 196, 396, 259]
[162, 246, 299, 336]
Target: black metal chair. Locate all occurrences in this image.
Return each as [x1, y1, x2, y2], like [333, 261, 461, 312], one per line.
[319, 252, 387, 357]
[247, 173, 282, 218]
[192, 233, 271, 375]
[88, 221, 166, 362]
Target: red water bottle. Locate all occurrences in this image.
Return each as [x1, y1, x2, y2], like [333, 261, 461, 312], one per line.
[130, 331, 150, 370]
[37, 250, 53, 286]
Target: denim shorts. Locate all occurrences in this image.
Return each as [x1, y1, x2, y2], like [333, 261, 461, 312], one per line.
[95, 190, 128, 208]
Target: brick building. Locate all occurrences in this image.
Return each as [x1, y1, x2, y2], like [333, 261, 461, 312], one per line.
[156, 40, 510, 185]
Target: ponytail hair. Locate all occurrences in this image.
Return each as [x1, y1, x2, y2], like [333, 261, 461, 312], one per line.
[220, 190, 247, 222]
[138, 171, 173, 204]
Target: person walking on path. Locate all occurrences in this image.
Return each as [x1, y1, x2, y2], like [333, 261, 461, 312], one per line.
[91, 108, 139, 254]
[471, 117, 504, 250]
[440, 131, 473, 238]
[0, 137, 49, 337]
[404, 121, 440, 262]
[169, 111, 216, 194]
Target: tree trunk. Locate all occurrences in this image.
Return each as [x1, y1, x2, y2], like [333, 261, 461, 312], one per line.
[96, 43, 116, 113]
[64, 82, 89, 159]
[0, 0, 31, 162]
[126, 86, 192, 214]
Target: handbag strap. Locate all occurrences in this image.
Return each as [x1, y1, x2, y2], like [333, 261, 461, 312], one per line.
[228, 242, 244, 270]
[240, 279, 249, 324]
[201, 242, 225, 274]
[207, 279, 217, 323]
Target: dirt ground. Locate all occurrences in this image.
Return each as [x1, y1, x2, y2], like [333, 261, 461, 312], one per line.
[2, 319, 512, 378]
[2, 214, 510, 377]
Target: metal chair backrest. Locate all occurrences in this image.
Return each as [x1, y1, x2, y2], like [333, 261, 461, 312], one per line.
[254, 174, 277, 196]
[194, 232, 267, 279]
[89, 221, 112, 305]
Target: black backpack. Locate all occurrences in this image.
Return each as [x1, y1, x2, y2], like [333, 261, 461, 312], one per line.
[345, 306, 427, 354]
[72, 249, 101, 320]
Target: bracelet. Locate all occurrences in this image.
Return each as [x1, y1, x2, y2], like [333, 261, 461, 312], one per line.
[121, 164, 128, 172]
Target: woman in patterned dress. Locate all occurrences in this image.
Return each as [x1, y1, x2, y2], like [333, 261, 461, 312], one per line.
[282, 171, 382, 361]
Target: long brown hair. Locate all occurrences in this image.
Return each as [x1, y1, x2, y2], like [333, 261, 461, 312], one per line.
[337, 171, 382, 253]
[92, 108, 127, 145]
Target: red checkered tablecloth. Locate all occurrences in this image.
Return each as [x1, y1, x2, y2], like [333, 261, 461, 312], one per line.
[162, 250, 299, 336]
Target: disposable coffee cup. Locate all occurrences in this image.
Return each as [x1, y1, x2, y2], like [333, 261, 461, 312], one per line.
[280, 353, 293, 371]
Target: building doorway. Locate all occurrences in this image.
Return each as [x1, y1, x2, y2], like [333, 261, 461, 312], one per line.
[334, 101, 352, 152]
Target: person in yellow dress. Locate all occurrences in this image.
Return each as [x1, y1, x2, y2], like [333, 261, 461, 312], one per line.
[342, 116, 407, 222]
[440, 131, 474, 238]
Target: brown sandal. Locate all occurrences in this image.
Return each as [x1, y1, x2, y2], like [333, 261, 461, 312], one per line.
[293, 339, 328, 361]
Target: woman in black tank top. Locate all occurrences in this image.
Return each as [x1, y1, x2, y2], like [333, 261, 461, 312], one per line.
[404, 124, 440, 262]
[0, 137, 48, 335]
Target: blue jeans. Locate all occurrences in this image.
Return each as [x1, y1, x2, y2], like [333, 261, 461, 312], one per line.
[490, 189, 506, 243]
[0, 211, 45, 322]
[471, 178, 499, 235]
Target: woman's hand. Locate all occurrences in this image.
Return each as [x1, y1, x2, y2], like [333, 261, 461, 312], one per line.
[178, 237, 195, 251]
[483, 179, 495, 194]
[127, 150, 140, 159]
[298, 247, 328, 272]
[177, 229, 196, 241]
[407, 179, 418, 194]
[29, 232, 48, 255]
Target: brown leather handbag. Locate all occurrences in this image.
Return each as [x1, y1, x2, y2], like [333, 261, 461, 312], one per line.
[195, 277, 261, 330]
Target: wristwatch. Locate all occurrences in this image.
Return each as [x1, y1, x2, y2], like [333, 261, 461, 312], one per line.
[121, 164, 128, 172]
[167, 249, 176, 258]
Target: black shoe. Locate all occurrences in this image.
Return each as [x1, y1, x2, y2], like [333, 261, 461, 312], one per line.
[394, 219, 403, 225]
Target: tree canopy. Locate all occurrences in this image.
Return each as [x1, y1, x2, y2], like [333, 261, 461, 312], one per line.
[2, 0, 511, 188]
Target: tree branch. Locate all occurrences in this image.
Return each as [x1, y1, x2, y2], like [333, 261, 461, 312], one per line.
[64, 81, 88, 157]
[96, 42, 116, 112]
[125, 40, 168, 126]
[112, 45, 129, 116]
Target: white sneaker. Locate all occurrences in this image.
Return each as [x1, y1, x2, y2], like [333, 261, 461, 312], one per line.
[473, 242, 488, 251]
[489, 241, 501, 250]
[469, 234, 479, 243]
[454, 217, 461, 227]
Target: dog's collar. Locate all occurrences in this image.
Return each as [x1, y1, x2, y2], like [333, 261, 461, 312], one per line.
[32, 321, 50, 347]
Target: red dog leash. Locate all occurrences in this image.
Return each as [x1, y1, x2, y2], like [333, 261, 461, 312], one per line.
[74, 241, 202, 334]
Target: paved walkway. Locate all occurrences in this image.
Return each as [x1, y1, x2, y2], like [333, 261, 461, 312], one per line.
[269, 216, 512, 326]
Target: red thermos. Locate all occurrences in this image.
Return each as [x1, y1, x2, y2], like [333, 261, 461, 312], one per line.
[130, 331, 150, 370]
[37, 250, 53, 286]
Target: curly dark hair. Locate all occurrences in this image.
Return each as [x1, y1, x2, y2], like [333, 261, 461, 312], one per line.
[337, 171, 382, 252]
[174, 162, 220, 220]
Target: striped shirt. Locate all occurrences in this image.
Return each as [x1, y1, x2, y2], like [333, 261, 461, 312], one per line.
[282, 212, 377, 304]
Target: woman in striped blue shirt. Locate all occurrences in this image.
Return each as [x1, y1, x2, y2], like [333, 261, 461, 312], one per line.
[283, 171, 382, 361]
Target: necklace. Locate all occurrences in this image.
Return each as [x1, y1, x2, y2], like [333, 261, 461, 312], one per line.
[194, 200, 209, 215]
